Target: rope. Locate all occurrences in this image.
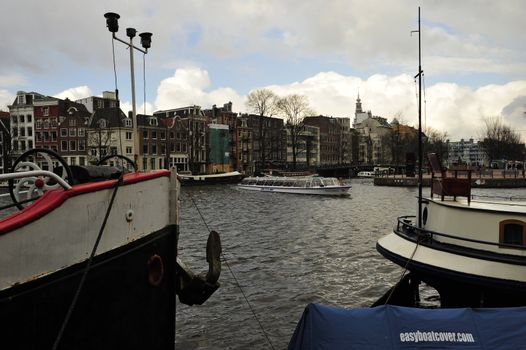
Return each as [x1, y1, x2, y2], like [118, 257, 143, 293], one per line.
[183, 191, 276, 350]
[384, 236, 421, 305]
[52, 176, 123, 350]
[422, 72, 427, 130]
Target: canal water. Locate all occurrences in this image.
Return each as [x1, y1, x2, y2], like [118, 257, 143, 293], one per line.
[175, 181, 526, 349]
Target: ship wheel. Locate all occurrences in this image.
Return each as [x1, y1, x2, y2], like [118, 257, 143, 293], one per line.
[8, 148, 73, 210]
[97, 154, 138, 172]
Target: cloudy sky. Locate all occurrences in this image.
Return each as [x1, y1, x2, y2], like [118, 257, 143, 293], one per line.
[1, 0, 525, 140]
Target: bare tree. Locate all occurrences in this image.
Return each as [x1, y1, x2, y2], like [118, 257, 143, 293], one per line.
[481, 116, 523, 164]
[87, 120, 113, 164]
[246, 89, 280, 174]
[277, 94, 315, 170]
[423, 126, 449, 163]
[246, 89, 279, 118]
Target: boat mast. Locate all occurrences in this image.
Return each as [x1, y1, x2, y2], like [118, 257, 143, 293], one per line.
[414, 7, 423, 228]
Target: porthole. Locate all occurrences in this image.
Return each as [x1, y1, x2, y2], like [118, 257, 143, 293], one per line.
[422, 207, 428, 226]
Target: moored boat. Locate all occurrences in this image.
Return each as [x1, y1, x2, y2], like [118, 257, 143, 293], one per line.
[0, 149, 221, 349]
[238, 176, 351, 196]
[357, 171, 374, 178]
[178, 171, 244, 185]
[376, 153, 526, 307]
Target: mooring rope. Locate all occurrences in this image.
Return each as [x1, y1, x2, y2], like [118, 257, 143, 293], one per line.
[52, 176, 123, 350]
[183, 191, 276, 350]
[384, 236, 421, 305]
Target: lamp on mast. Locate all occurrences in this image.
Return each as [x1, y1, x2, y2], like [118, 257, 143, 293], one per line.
[104, 12, 152, 169]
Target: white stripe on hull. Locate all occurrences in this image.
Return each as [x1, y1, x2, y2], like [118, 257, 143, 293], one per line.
[0, 176, 171, 291]
[377, 232, 526, 283]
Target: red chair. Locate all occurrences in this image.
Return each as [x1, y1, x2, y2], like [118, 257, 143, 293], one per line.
[428, 153, 472, 204]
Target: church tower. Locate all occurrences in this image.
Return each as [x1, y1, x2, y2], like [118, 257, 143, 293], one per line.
[355, 93, 363, 114]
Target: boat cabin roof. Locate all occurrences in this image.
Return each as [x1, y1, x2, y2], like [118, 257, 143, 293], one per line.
[427, 196, 526, 215]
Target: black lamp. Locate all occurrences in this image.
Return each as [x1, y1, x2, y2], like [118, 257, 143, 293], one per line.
[139, 32, 153, 49]
[126, 28, 137, 39]
[104, 12, 120, 33]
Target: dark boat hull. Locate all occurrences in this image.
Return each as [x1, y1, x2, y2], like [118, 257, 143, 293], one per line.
[0, 224, 177, 350]
[377, 242, 526, 307]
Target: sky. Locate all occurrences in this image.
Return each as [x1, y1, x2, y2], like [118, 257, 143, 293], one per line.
[1, 0, 525, 141]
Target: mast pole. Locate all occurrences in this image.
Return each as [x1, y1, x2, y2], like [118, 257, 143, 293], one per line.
[417, 6, 423, 228]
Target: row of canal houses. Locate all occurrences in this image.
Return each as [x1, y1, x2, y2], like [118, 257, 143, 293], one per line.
[2, 90, 368, 175]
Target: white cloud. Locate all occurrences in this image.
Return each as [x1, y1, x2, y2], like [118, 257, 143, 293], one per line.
[257, 72, 526, 141]
[54, 86, 92, 101]
[154, 67, 245, 112]
[0, 89, 15, 111]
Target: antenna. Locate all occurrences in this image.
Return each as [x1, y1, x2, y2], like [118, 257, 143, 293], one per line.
[412, 6, 424, 229]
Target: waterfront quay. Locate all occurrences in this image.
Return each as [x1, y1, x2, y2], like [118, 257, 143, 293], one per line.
[374, 170, 526, 188]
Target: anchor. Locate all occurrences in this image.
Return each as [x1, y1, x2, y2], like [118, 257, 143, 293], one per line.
[176, 230, 222, 306]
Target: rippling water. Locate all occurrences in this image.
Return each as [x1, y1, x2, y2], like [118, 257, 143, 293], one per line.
[176, 182, 526, 349]
[176, 180, 411, 349]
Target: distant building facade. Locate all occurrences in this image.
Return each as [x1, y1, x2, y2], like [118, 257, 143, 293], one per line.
[447, 138, 488, 167]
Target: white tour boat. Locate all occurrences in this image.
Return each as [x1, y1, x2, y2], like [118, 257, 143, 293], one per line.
[238, 176, 351, 196]
[376, 153, 526, 307]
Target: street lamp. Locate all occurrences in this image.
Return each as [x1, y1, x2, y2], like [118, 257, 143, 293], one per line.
[104, 12, 152, 168]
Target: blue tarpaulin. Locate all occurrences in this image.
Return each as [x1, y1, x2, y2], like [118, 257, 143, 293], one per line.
[288, 303, 526, 349]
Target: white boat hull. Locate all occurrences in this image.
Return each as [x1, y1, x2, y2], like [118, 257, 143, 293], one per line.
[237, 184, 350, 196]
[377, 196, 526, 307]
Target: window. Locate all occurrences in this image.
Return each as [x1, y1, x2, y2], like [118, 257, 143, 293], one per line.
[28, 140, 33, 149]
[500, 220, 526, 247]
[126, 132, 132, 140]
[152, 144, 157, 154]
[149, 118, 158, 126]
[44, 119, 50, 129]
[126, 146, 132, 154]
[20, 128, 25, 137]
[20, 115, 25, 123]
[151, 131, 157, 139]
[142, 158, 147, 171]
[143, 130, 148, 139]
[43, 107, 49, 116]
[69, 119, 76, 126]
[78, 140, 85, 151]
[69, 140, 76, 151]
[150, 158, 155, 170]
[125, 118, 132, 127]
[60, 128, 67, 137]
[69, 128, 76, 137]
[70, 157, 76, 165]
[78, 128, 85, 137]
[36, 120, 42, 129]
[36, 132, 42, 142]
[143, 144, 148, 154]
[51, 131, 57, 141]
[27, 127, 32, 137]
[161, 132, 166, 140]
[80, 157, 85, 166]
[111, 147, 117, 155]
[27, 115, 32, 122]
[98, 119, 107, 128]
[20, 140, 26, 151]
[61, 140, 68, 151]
